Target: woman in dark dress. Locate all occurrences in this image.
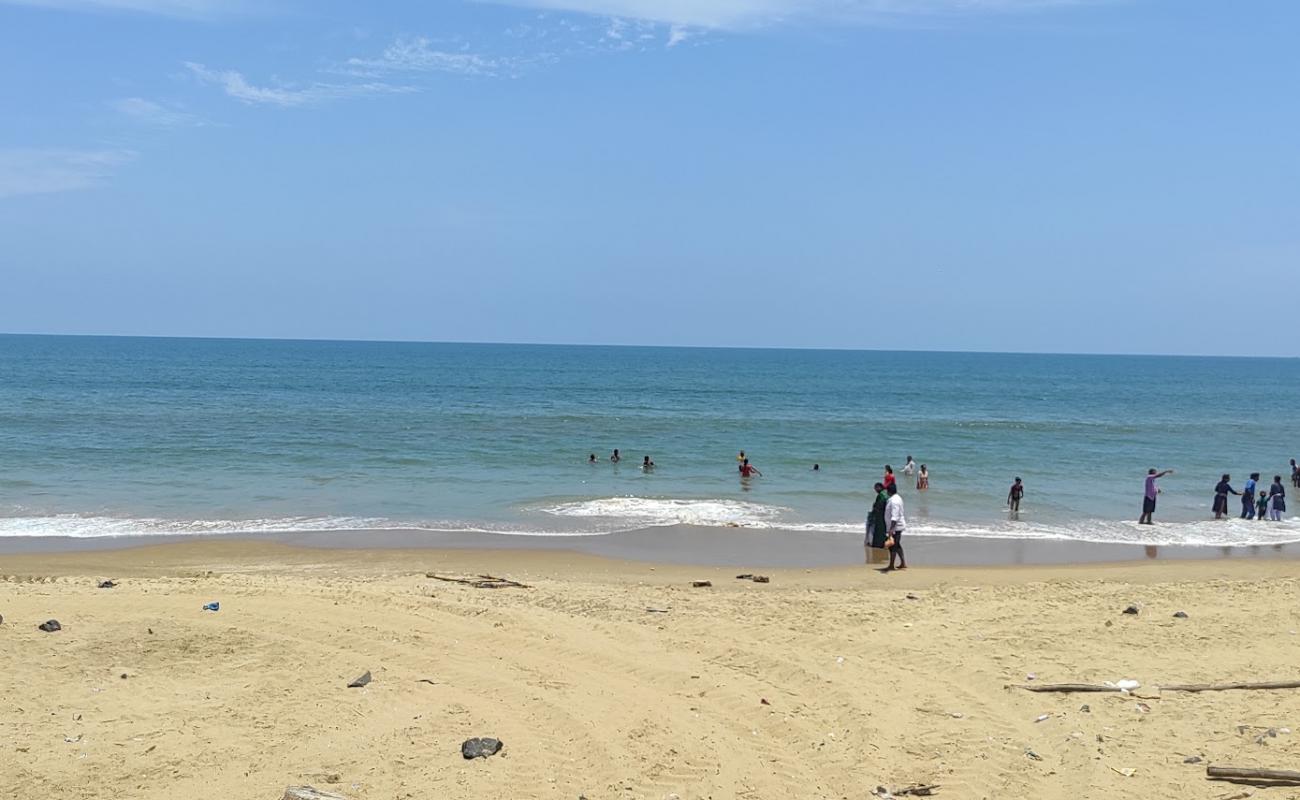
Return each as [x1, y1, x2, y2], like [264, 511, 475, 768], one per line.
[865, 482, 889, 552]
[1213, 474, 1238, 519]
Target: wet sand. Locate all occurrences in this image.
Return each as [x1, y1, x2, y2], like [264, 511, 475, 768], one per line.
[2, 524, 1298, 566]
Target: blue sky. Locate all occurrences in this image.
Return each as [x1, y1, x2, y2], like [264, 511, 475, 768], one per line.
[2, 0, 1297, 355]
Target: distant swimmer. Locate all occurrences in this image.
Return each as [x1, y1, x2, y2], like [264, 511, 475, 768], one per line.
[917, 464, 929, 491]
[883, 465, 896, 491]
[740, 458, 762, 478]
[610, 449, 621, 463]
[737, 450, 747, 463]
[903, 456, 916, 477]
[1140, 468, 1174, 525]
[588, 453, 597, 464]
[1007, 477, 1024, 512]
[813, 463, 820, 472]
[642, 455, 655, 471]
[1213, 474, 1239, 519]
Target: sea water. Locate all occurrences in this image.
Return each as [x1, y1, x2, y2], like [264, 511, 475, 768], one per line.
[2, 334, 1297, 547]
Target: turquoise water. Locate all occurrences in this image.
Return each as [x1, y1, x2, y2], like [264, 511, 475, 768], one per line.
[2, 334, 1297, 547]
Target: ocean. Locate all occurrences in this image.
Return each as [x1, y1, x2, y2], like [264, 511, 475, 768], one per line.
[2, 334, 1297, 548]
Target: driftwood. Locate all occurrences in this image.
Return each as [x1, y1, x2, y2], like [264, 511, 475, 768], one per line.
[1163, 680, 1300, 693]
[1207, 766, 1300, 785]
[284, 787, 349, 800]
[1013, 684, 1125, 693]
[1014, 679, 1300, 694]
[426, 573, 531, 589]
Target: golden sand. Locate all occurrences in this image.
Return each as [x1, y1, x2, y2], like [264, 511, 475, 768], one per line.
[3, 541, 1300, 799]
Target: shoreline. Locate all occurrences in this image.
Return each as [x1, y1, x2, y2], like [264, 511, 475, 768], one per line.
[2, 523, 1299, 567]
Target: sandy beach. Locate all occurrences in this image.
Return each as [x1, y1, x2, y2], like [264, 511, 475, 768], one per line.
[3, 542, 1300, 799]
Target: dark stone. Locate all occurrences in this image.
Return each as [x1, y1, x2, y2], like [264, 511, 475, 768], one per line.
[1122, 605, 1140, 615]
[1173, 611, 1188, 618]
[347, 671, 371, 688]
[461, 737, 503, 759]
[691, 581, 712, 588]
[735, 574, 754, 580]
[751, 576, 770, 584]
[98, 580, 117, 589]
[38, 619, 61, 632]
[1184, 756, 1203, 764]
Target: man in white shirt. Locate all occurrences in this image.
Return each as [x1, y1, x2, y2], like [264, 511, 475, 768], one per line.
[902, 456, 916, 477]
[885, 484, 907, 571]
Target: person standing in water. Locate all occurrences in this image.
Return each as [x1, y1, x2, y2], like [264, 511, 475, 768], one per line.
[1140, 468, 1174, 525]
[865, 481, 888, 553]
[1292, 459, 1299, 489]
[1007, 477, 1025, 512]
[610, 449, 621, 463]
[1242, 473, 1260, 519]
[588, 453, 597, 464]
[884, 484, 907, 571]
[1269, 475, 1287, 521]
[903, 456, 916, 477]
[917, 464, 929, 491]
[642, 455, 655, 471]
[882, 465, 896, 491]
[1257, 491, 1270, 521]
[740, 458, 762, 478]
[1213, 474, 1238, 519]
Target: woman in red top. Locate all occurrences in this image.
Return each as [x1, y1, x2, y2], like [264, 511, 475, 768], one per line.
[883, 465, 896, 490]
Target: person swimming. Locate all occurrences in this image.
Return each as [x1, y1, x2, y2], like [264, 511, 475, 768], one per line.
[610, 449, 621, 463]
[642, 455, 655, 471]
[813, 463, 820, 472]
[588, 453, 597, 464]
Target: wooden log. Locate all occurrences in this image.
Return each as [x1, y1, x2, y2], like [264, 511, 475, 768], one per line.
[1013, 684, 1124, 693]
[1163, 680, 1300, 693]
[284, 787, 349, 800]
[1206, 766, 1300, 784]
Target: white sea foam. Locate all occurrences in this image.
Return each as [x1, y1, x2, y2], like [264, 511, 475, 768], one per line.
[0, 503, 1297, 548]
[539, 497, 788, 529]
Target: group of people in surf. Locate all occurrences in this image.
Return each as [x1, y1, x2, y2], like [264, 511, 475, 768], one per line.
[1210, 465, 1295, 522]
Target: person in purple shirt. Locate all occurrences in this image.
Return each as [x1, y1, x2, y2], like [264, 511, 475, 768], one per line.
[1139, 467, 1174, 525]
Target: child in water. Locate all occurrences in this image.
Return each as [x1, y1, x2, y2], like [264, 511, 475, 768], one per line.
[1257, 492, 1270, 521]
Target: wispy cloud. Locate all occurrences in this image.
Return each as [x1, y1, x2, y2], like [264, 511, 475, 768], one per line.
[0, 148, 135, 200]
[0, 0, 245, 17]
[112, 97, 205, 127]
[185, 62, 413, 107]
[341, 36, 523, 78]
[490, 0, 1109, 29]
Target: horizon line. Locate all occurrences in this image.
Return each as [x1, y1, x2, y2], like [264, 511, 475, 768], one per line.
[3, 330, 1297, 360]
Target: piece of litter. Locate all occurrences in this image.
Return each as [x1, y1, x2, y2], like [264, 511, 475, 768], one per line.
[1035, 714, 1051, 723]
[1173, 611, 1188, 618]
[1025, 748, 1043, 761]
[201, 601, 219, 612]
[98, 580, 117, 589]
[38, 620, 62, 633]
[760, 698, 770, 706]
[691, 581, 712, 588]
[949, 711, 964, 719]
[1135, 703, 1151, 713]
[1184, 756, 1203, 764]
[1109, 766, 1135, 778]
[1080, 704, 1091, 713]
[1114, 679, 1141, 692]
[1122, 605, 1140, 615]
[1026, 673, 1037, 681]
[64, 735, 82, 744]
[347, 671, 371, 688]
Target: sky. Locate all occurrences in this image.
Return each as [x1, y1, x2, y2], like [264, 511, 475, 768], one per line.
[1, 0, 1297, 356]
